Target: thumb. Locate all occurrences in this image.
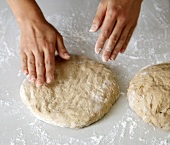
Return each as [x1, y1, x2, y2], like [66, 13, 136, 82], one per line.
[56, 34, 70, 60]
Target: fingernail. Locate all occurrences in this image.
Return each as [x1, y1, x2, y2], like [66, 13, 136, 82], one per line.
[102, 56, 109, 62]
[23, 70, 28, 75]
[110, 57, 115, 61]
[46, 76, 52, 84]
[111, 54, 116, 60]
[89, 24, 98, 32]
[64, 53, 70, 58]
[95, 48, 102, 54]
[36, 81, 42, 87]
[30, 75, 36, 82]
[122, 49, 126, 53]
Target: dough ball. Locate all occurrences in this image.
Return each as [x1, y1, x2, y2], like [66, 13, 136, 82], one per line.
[20, 55, 119, 128]
[127, 63, 170, 130]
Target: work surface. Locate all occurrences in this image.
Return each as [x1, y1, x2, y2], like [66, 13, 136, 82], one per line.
[0, 0, 170, 144]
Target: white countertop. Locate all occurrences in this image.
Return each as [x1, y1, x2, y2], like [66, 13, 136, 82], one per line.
[0, 0, 170, 144]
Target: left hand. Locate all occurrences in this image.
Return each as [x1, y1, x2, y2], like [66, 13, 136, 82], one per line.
[90, 0, 142, 62]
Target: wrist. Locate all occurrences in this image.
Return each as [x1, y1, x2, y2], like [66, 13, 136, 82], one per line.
[17, 12, 46, 28]
[8, 0, 46, 28]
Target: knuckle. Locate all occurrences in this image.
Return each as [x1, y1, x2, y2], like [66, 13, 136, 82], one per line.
[106, 42, 113, 48]
[96, 40, 104, 47]
[45, 59, 53, 66]
[102, 29, 110, 38]
[119, 16, 127, 25]
[99, 41, 105, 45]
[105, 46, 113, 53]
[119, 36, 126, 43]
[28, 60, 35, 65]
[113, 50, 119, 55]
[21, 57, 27, 63]
[101, 32, 109, 39]
[37, 74, 44, 78]
[29, 70, 35, 75]
[111, 34, 118, 42]
[37, 62, 44, 68]
[107, 9, 117, 19]
[94, 14, 102, 23]
[114, 46, 121, 52]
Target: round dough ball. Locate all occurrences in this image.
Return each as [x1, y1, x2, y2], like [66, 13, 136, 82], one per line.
[127, 63, 170, 130]
[20, 55, 119, 128]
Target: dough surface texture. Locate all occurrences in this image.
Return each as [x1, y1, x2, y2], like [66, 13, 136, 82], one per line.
[20, 55, 119, 128]
[127, 63, 170, 130]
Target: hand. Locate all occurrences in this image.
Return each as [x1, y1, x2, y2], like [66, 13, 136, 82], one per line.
[7, 0, 70, 87]
[90, 0, 142, 62]
[20, 20, 70, 87]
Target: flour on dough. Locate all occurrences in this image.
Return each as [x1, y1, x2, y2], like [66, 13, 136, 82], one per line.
[20, 55, 119, 128]
[127, 63, 170, 130]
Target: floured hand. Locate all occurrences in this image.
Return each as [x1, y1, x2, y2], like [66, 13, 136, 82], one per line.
[90, 0, 142, 62]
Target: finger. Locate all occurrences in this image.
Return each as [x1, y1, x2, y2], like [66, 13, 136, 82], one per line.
[34, 50, 45, 87]
[20, 51, 28, 75]
[27, 52, 36, 83]
[44, 43, 55, 84]
[110, 25, 131, 60]
[89, 0, 107, 32]
[120, 26, 135, 54]
[94, 9, 117, 54]
[102, 20, 125, 62]
[56, 34, 70, 60]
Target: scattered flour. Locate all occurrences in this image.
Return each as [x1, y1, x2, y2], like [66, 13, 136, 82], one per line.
[0, 0, 170, 144]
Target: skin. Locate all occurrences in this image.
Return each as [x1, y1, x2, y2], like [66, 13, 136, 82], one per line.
[7, 0, 70, 87]
[90, 0, 143, 62]
[8, 0, 142, 87]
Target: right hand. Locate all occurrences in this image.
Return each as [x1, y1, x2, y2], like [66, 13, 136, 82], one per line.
[90, 0, 142, 62]
[20, 20, 70, 87]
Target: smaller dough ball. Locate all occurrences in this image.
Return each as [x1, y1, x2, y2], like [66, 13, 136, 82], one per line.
[127, 63, 170, 130]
